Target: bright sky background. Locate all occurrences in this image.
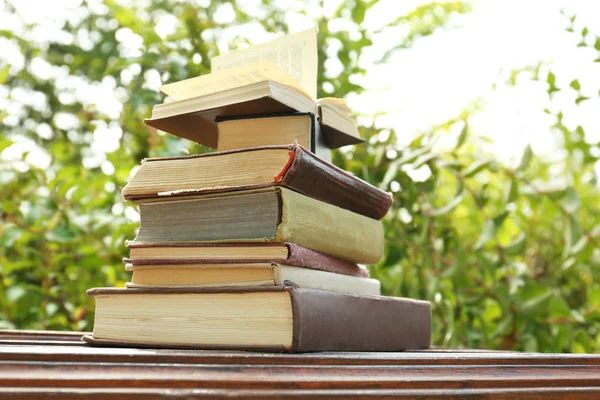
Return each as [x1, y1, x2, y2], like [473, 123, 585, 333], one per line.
[1, 0, 600, 173]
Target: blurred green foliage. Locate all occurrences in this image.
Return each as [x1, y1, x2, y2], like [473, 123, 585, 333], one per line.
[1, 0, 600, 353]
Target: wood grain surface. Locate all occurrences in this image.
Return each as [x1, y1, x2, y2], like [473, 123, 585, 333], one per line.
[0, 330, 599, 398]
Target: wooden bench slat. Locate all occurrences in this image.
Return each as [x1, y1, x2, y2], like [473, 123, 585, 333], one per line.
[1, 360, 600, 390]
[0, 330, 599, 397]
[0, 387, 599, 399]
[0, 343, 599, 366]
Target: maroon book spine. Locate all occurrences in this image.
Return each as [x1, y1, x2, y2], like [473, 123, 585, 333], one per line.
[123, 243, 369, 278]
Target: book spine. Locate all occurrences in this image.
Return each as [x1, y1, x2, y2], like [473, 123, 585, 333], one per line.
[285, 243, 369, 278]
[289, 287, 431, 352]
[281, 145, 392, 220]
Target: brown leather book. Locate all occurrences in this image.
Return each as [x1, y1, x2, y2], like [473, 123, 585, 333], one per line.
[122, 143, 392, 220]
[83, 286, 431, 352]
[124, 242, 370, 278]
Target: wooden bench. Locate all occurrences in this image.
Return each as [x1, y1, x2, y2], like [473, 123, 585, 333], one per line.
[0, 330, 599, 398]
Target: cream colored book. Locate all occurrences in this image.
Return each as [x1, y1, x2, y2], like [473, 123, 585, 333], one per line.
[124, 263, 381, 296]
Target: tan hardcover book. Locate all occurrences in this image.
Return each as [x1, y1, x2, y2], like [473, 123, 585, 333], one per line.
[84, 286, 432, 352]
[131, 187, 384, 264]
[216, 113, 331, 162]
[124, 263, 381, 296]
[122, 143, 393, 220]
[217, 113, 311, 150]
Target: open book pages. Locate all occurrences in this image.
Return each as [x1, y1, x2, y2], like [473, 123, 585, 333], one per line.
[317, 98, 360, 144]
[146, 27, 364, 149]
[318, 97, 353, 114]
[211, 28, 318, 100]
[160, 60, 311, 101]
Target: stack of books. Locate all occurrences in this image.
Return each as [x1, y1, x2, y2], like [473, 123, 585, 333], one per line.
[84, 29, 431, 352]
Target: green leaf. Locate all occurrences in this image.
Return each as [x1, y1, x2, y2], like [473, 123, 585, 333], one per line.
[455, 122, 468, 150]
[575, 96, 589, 105]
[435, 159, 462, 170]
[503, 232, 527, 256]
[520, 289, 554, 315]
[379, 161, 398, 190]
[412, 153, 436, 169]
[570, 79, 581, 91]
[6, 286, 26, 303]
[492, 210, 509, 228]
[351, 0, 368, 24]
[45, 225, 77, 243]
[572, 329, 593, 353]
[0, 321, 15, 330]
[563, 214, 584, 258]
[595, 36, 600, 51]
[0, 65, 9, 84]
[547, 71, 556, 86]
[521, 181, 567, 199]
[504, 179, 519, 203]
[430, 193, 464, 217]
[516, 145, 533, 171]
[396, 146, 432, 165]
[560, 187, 580, 214]
[522, 333, 539, 352]
[493, 315, 513, 337]
[463, 159, 493, 178]
[474, 219, 495, 250]
[549, 296, 571, 318]
[570, 236, 588, 255]
[0, 224, 23, 247]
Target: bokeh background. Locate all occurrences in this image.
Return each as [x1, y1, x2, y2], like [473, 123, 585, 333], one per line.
[2, 0, 600, 352]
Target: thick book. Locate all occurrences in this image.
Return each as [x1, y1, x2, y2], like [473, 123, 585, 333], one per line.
[131, 187, 383, 264]
[216, 113, 331, 162]
[125, 242, 370, 278]
[145, 80, 362, 149]
[124, 263, 381, 296]
[122, 143, 392, 220]
[83, 286, 431, 352]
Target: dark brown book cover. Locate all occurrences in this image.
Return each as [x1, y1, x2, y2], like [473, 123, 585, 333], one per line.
[124, 242, 369, 278]
[83, 286, 431, 352]
[125, 143, 392, 220]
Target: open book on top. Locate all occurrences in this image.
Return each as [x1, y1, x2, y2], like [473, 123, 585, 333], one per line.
[146, 29, 363, 149]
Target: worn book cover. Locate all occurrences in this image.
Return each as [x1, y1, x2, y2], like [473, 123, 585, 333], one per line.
[84, 285, 431, 352]
[125, 242, 369, 278]
[123, 143, 392, 220]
